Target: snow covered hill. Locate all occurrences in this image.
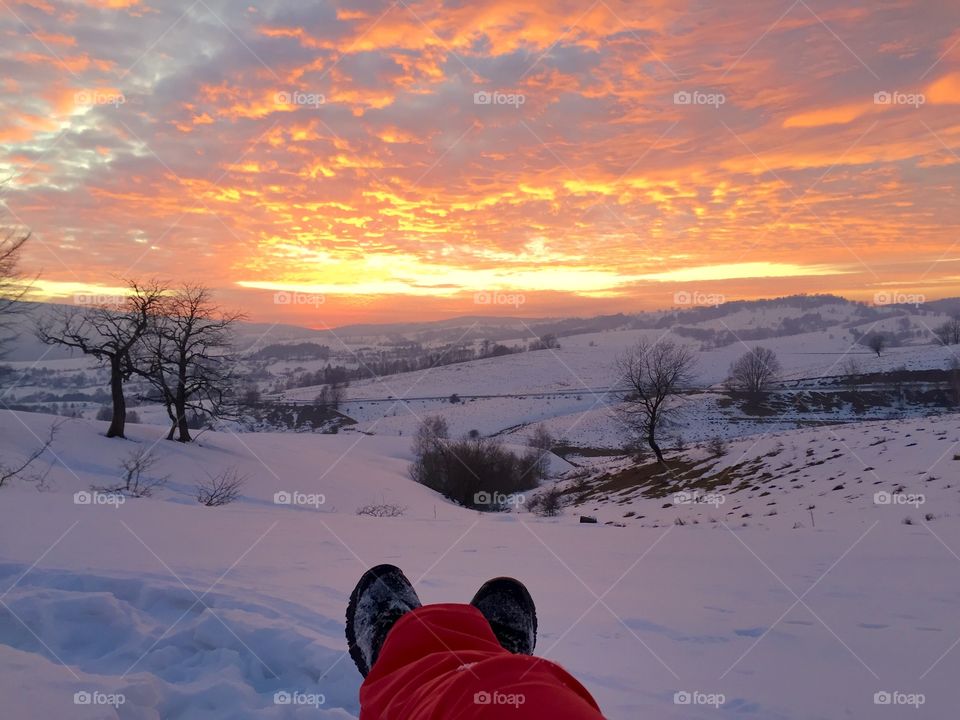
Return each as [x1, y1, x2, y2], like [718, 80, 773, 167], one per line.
[2, 411, 960, 718]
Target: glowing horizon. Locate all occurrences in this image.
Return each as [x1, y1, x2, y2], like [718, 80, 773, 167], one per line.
[3, 0, 960, 325]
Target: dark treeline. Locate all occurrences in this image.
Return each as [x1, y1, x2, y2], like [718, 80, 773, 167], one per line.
[276, 338, 541, 390]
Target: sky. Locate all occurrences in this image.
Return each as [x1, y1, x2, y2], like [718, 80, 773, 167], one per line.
[2, 0, 960, 327]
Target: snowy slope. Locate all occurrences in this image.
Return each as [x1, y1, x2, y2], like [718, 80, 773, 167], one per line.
[561, 412, 960, 529]
[2, 411, 960, 718]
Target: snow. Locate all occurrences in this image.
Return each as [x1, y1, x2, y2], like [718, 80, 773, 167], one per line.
[2, 410, 960, 718]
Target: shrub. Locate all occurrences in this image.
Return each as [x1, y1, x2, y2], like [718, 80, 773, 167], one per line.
[94, 448, 168, 497]
[528, 486, 563, 517]
[410, 419, 539, 510]
[707, 436, 727, 457]
[196, 467, 246, 506]
[526, 424, 553, 482]
[356, 503, 406, 517]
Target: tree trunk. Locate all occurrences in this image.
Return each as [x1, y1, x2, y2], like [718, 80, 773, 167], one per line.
[175, 384, 191, 443]
[106, 355, 126, 438]
[163, 399, 177, 440]
[647, 424, 664, 463]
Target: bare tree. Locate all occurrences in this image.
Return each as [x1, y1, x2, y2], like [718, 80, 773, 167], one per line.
[727, 346, 782, 394]
[935, 316, 960, 346]
[0, 420, 61, 488]
[137, 284, 244, 442]
[615, 339, 696, 463]
[526, 424, 553, 481]
[317, 382, 347, 410]
[36, 280, 166, 438]
[840, 356, 864, 395]
[0, 214, 31, 357]
[864, 333, 887, 358]
[950, 358, 960, 406]
[410, 415, 449, 483]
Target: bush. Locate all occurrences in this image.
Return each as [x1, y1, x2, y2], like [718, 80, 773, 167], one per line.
[356, 503, 406, 517]
[526, 424, 553, 482]
[196, 467, 246, 506]
[410, 419, 540, 510]
[94, 448, 168, 497]
[528, 486, 563, 517]
[707, 436, 727, 457]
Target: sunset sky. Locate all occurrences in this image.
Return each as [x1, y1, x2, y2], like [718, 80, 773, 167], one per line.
[2, 0, 960, 326]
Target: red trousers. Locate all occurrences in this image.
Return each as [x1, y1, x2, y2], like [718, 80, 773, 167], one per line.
[359, 603, 606, 719]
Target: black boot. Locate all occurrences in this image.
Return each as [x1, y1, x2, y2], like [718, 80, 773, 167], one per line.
[345, 564, 422, 676]
[470, 577, 537, 655]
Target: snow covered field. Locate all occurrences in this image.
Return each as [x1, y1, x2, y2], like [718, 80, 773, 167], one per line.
[2, 411, 960, 718]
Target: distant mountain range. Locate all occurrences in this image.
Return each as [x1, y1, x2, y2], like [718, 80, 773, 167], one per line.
[2, 294, 955, 361]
